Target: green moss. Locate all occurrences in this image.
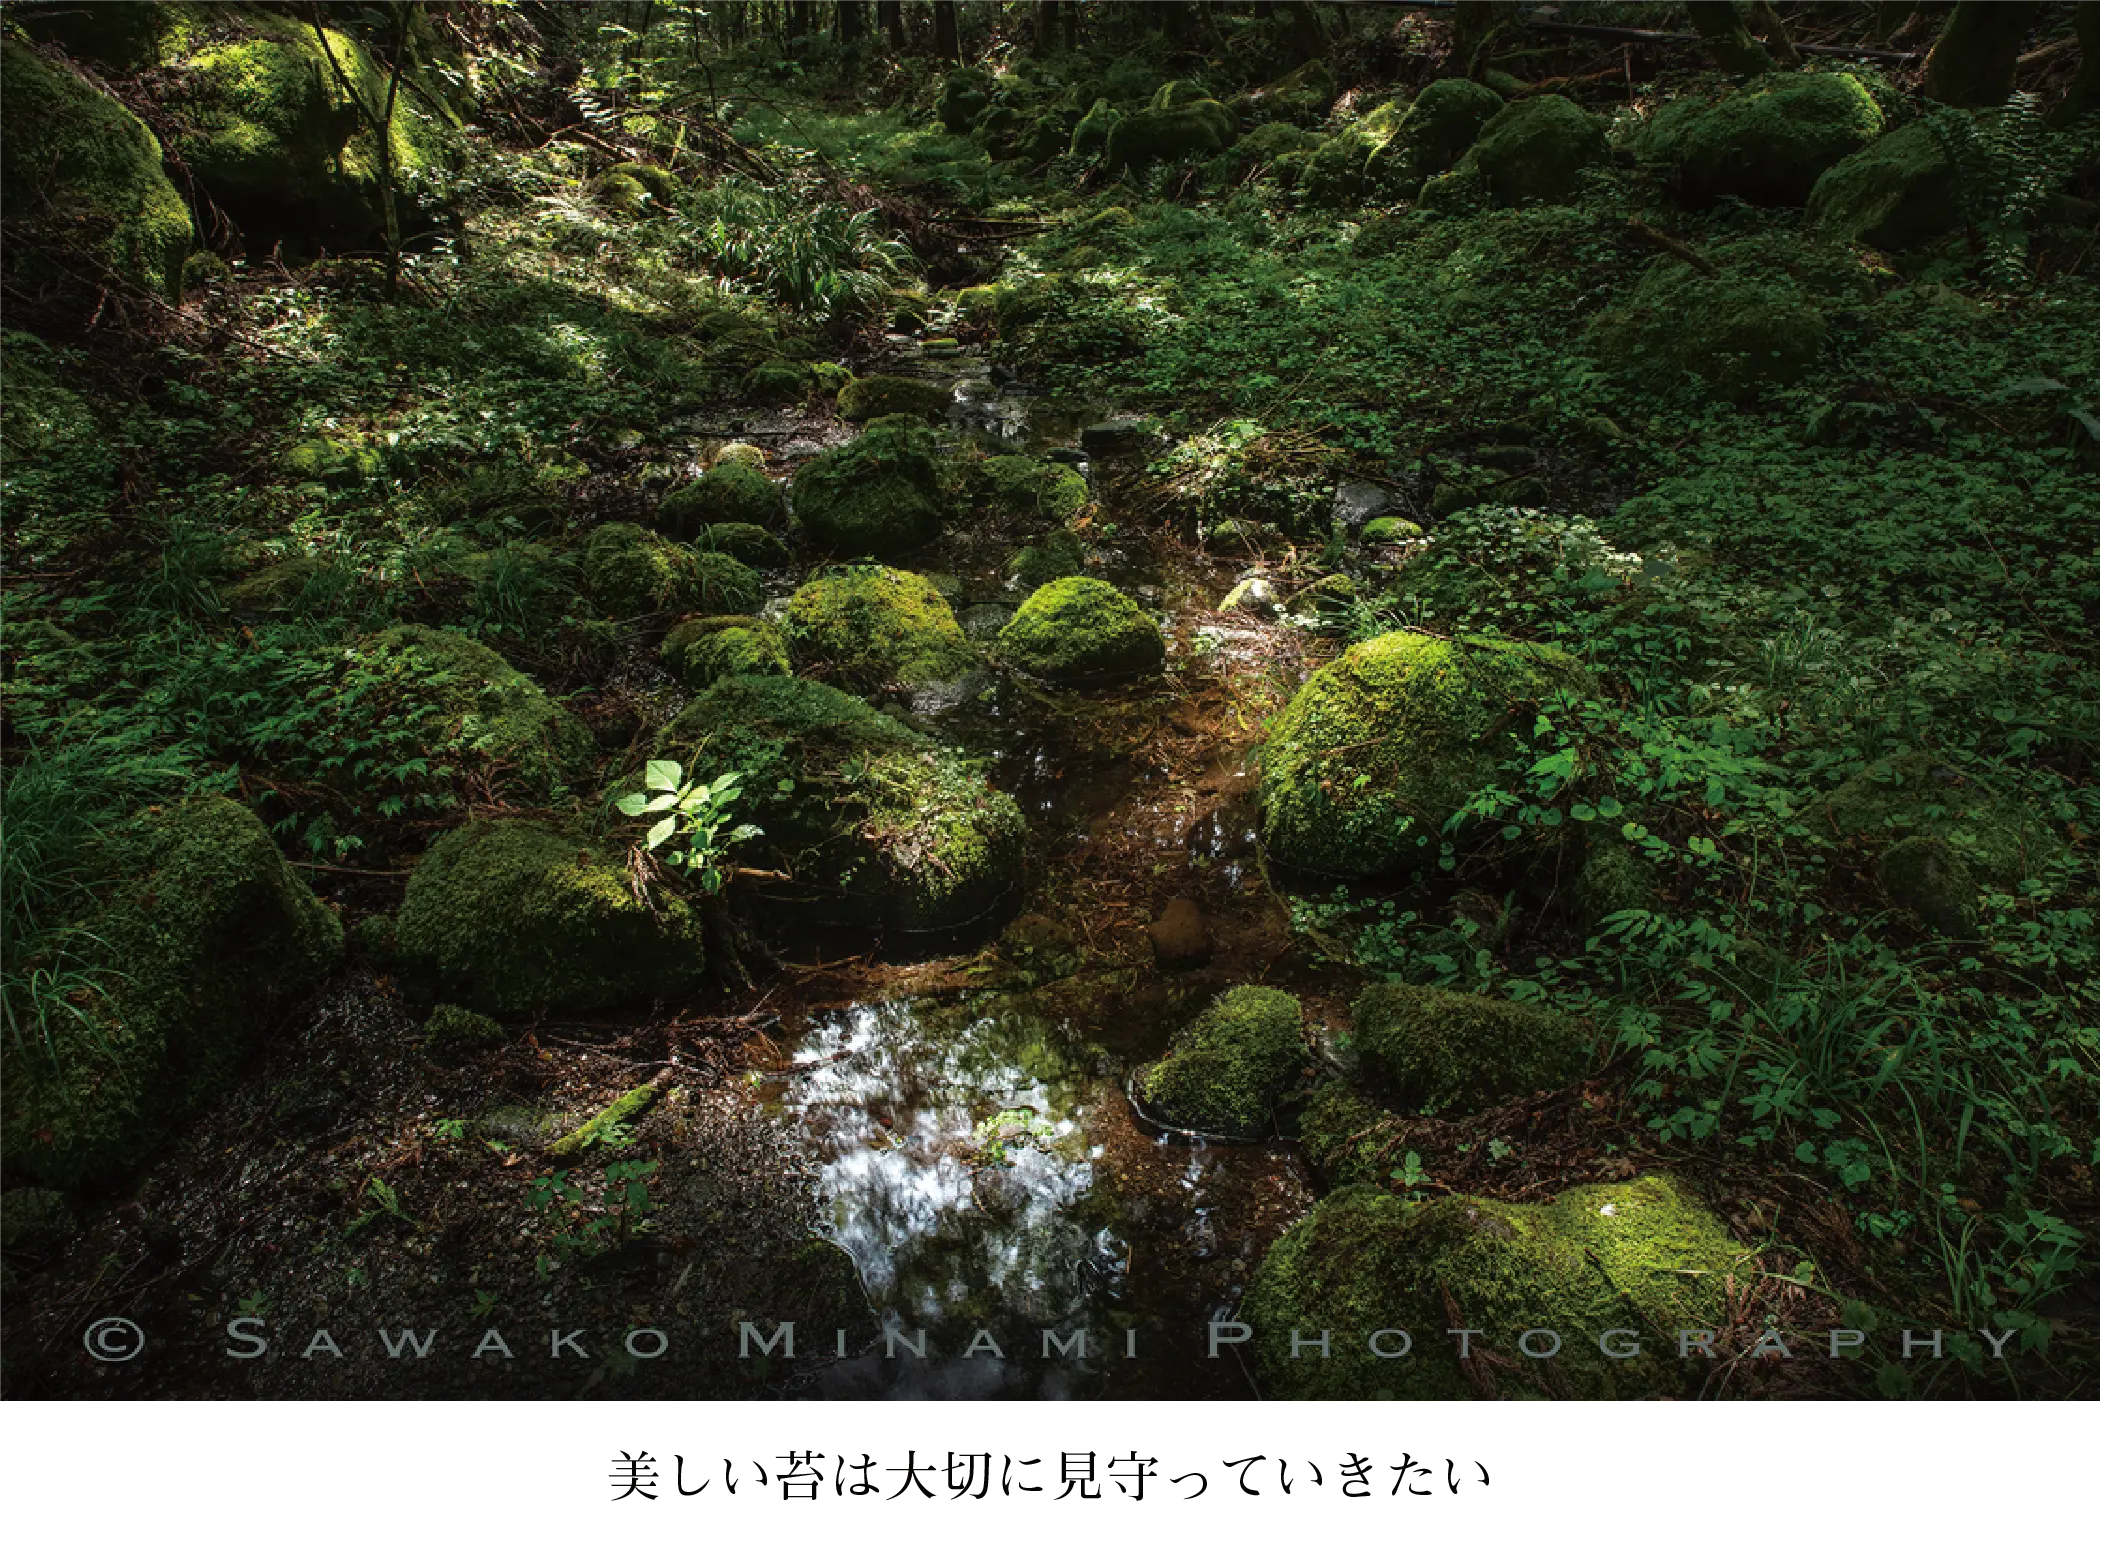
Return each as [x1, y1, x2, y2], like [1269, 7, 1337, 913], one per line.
[1069, 97, 1121, 158]
[1569, 837, 1661, 930]
[608, 160, 679, 205]
[854, 749, 1027, 931]
[394, 819, 708, 1015]
[1008, 528, 1086, 587]
[1877, 835, 1980, 939]
[0, 41, 193, 302]
[836, 374, 952, 422]
[1104, 100, 1238, 173]
[1808, 121, 1965, 251]
[1297, 1081, 1408, 1186]
[547, 1080, 661, 1160]
[423, 1002, 504, 1056]
[582, 523, 761, 620]
[976, 454, 1089, 525]
[418, 462, 570, 534]
[783, 565, 980, 693]
[954, 283, 1006, 322]
[1239, 59, 1338, 125]
[1, 798, 343, 1188]
[361, 624, 593, 799]
[996, 576, 1165, 685]
[594, 170, 650, 214]
[283, 435, 385, 485]
[1361, 515, 1423, 544]
[938, 67, 995, 134]
[1300, 100, 1406, 205]
[1241, 1176, 1753, 1399]
[221, 553, 349, 617]
[658, 461, 782, 539]
[678, 522, 786, 568]
[1259, 631, 1591, 878]
[745, 359, 814, 403]
[660, 615, 791, 687]
[1639, 72, 1883, 207]
[712, 440, 769, 471]
[1461, 94, 1606, 206]
[790, 416, 951, 560]
[1350, 982, 1590, 1115]
[1805, 751, 2045, 887]
[1365, 77, 1502, 196]
[1585, 251, 1826, 401]
[1136, 985, 1307, 1137]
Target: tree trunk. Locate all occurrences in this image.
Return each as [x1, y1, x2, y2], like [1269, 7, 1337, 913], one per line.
[1034, 1, 1059, 56]
[1747, 0, 1800, 67]
[877, 0, 905, 49]
[1287, 1, 1328, 64]
[1687, 2, 1774, 75]
[932, 0, 959, 62]
[839, 1, 866, 45]
[1449, 2, 1504, 79]
[1924, 1, 2041, 106]
[2048, 2, 2097, 127]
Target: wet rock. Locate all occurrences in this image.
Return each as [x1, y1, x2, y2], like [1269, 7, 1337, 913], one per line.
[1330, 479, 1391, 529]
[1134, 986, 1306, 1137]
[1079, 417, 1148, 454]
[1147, 898, 1213, 971]
[997, 576, 1166, 686]
[1218, 576, 1279, 616]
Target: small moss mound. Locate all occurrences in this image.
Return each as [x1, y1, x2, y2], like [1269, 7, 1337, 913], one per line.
[1070, 96, 1120, 158]
[284, 436, 385, 486]
[1104, 100, 1238, 172]
[1008, 529, 1087, 587]
[660, 615, 791, 687]
[582, 523, 761, 620]
[658, 462, 782, 539]
[1366, 77, 1502, 195]
[423, 1003, 504, 1057]
[1569, 837, 1662, 930]
[608, 160, 678, 205]
[745, 359, 813, 403]
[996, 576, 1165, 685]
[1586, 250, 1826, 401]
[361, 624, 592, 799]
[1241, 1176, 1752, 1399]
[394, 819, 709, 1015]
[1, 798, 343, 1188]
[1877, 835, 1980, 939]
[1805, 751, 2044, 886]
[782, 565, 980, 693]
[1350, 982, 1590, 1115]
[1808, 121, 1965, 251]
[1259, 631, 1590, 878]
[836, 374, 952, 422]
[1640, 72, 1883, 207]
[687, 522, 791, 568]
[975, 454, 1089, 525]
[1135, 986, 1307, 1137]
[1463, 94, 1606, 205]
[1297, 1081, 1408, 1186]
[0, 40, 194, 302]
[790, 416, 951, 559]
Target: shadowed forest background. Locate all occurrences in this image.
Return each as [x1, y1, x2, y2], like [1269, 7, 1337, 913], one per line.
[0, 0, 2094, 1400]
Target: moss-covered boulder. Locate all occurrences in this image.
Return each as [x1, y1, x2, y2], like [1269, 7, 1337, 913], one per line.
[1803, 751, 2046, 887]
[362, 625, 592, 798]
[582, 523, 761, 620]
[0, 40, 194, 302]
[1569, 837, 1662, 930]
[790, 416, 951, 559]
[1237, 59, 1339, 125]
[422, 1002, 504, 1058]
[1134, 986, 1307, 1137]
[608, 160, 678, 205]
[1008, 529, 1087, 587]
[1365, 77, 1502, 195]
[782, 565, 980, 694]
[744, 359, 813, 403]
[1242, 1176, 1751, 1398]
[394, 819, 708, 1015]
[658, 462, 782, 539]
[1260, 631, 1590, 878]
[1808, 121, 1966, 251]
[653, 676, 1024, 932]
[1639, 72, 1883, 207]
[680, 522, 789, 568]
[1104, 100, 1238, 172]
[996, 576, 1165, 685]
[1297, 1081, 1408, 1186]
[1, 798, 343, 1187]
[1585, 251, 1826, 401]
[1463, 94, 1606, 205]
[1876, 834, 1980, 939]
[1070, 96, 1121, 159]
[660, 615, 790, 686]
[1350, 983, 1589, 1115]
[938, 67, 995, 133]
[973, 454, 1089, 525]
[836, 374, 952, 422]
[283, 435, 386, 486]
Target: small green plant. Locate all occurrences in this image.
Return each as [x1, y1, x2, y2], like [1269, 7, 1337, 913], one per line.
[615, 758, 762, 894]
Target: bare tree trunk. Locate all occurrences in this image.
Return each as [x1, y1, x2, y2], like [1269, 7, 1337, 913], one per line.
[839, 1, 866, 46]
[1687, 2, 1774, 75]
[1034, 1, 1060, 56]
[932, 0, 959, 62]
[1924, 1, 2041, 106]
[877, 0, 905, 49]
[1747, 0, 1800, 67]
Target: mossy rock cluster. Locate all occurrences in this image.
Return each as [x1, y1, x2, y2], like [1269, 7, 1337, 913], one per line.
[1008, 529, 1087, 588]
[1104, 100, 1238, 172]
[1349, 982, 1590, 1115]
[0, 40, 194, 303]
[1241, 1176, 1752, 1398]
[790, 416, 951, 560]
[1434, 94, 1606, 208]
[1234, 59, 1339, 126]
[658, 462, 782, 540]
[653, 676, 1024, 932]
[1808, 121, 1967, 251]
[582, 523, 761, 620]
[1585, 249, 1827, 401]
[836, 374, 952, 422]
[1259, 631, 1590, 879]
[1638, 71, 1883, 207]
[394, 819, 709, 1015]
[973, 454, 1089, 526]
[1300, 99, 1407, 205]
[361, 624, 593, 800]
[1, 798, 343, 1188]
[660, 615, 791, 687]
[782, 565, 980, 694]
[996, 576, 1165, 685]
[1364, 77, 1503, 196]
[1135, 986, 1307, 1137]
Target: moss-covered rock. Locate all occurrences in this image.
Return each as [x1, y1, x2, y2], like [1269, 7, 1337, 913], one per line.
[423, 1002, 504, 1057]
[973, 454, 1089, 525]
[1237, 59, 1339, 125]
[652, 676, 1023, 932]
[682, 522, 791, 568]
[1104, 100, 1238, 172]
[660, 615, 791, 687]
[1259, 631, 1590, 878]
[283, 435, 385, 485]
[1, 798, 343, 1187]
[996, 576, 1164, 685]
[1349, 982, 1590, 1115]
[1463, 94, 1606, 205]
[658, 462, 782, 539]
[1241, 1176, 1752, 1398]
[1070, 97, 1120, 159]
[1569, 837, 1662, 930]
[1365, 77, 1502, 195]
[790, 416, 951, 559]
[1007, 529, 1087, 587]
[608, 160, 678, 205]
[1135, 986, 1307, 1137]
[1804, 751, 2045, 887]
[1361, 515, 1423, 545]
[782, 565, 980, 694]
[836, 374, 952, 422]
[0, 40, 194, 302]
[582, 523, 761, 620]
[394, 820, 708, 1015]
[938, 67, 995, 133]
[1808, 120, 1966, 251]
[1300, 100, 1406, 205]
[1585, 250, 1826, 401]
[1297, 1081, 1408, 1186]
[712, 440, 770, 471]
[1876, 834, 1980, 939]
[1639, 72, 1883, 207]
[744, 359, 814, 403]
[362, 624, 592, 798]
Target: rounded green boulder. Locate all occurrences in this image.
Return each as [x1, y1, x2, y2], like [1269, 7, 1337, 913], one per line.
[782, 565, 979, 694]
[1349, 982, 1590, 1115]
[790, 416, 951, 560]
[996, 576, 1165, 685]
[1135, 986, 1307, 1138]
[658, 462, 782, 539]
